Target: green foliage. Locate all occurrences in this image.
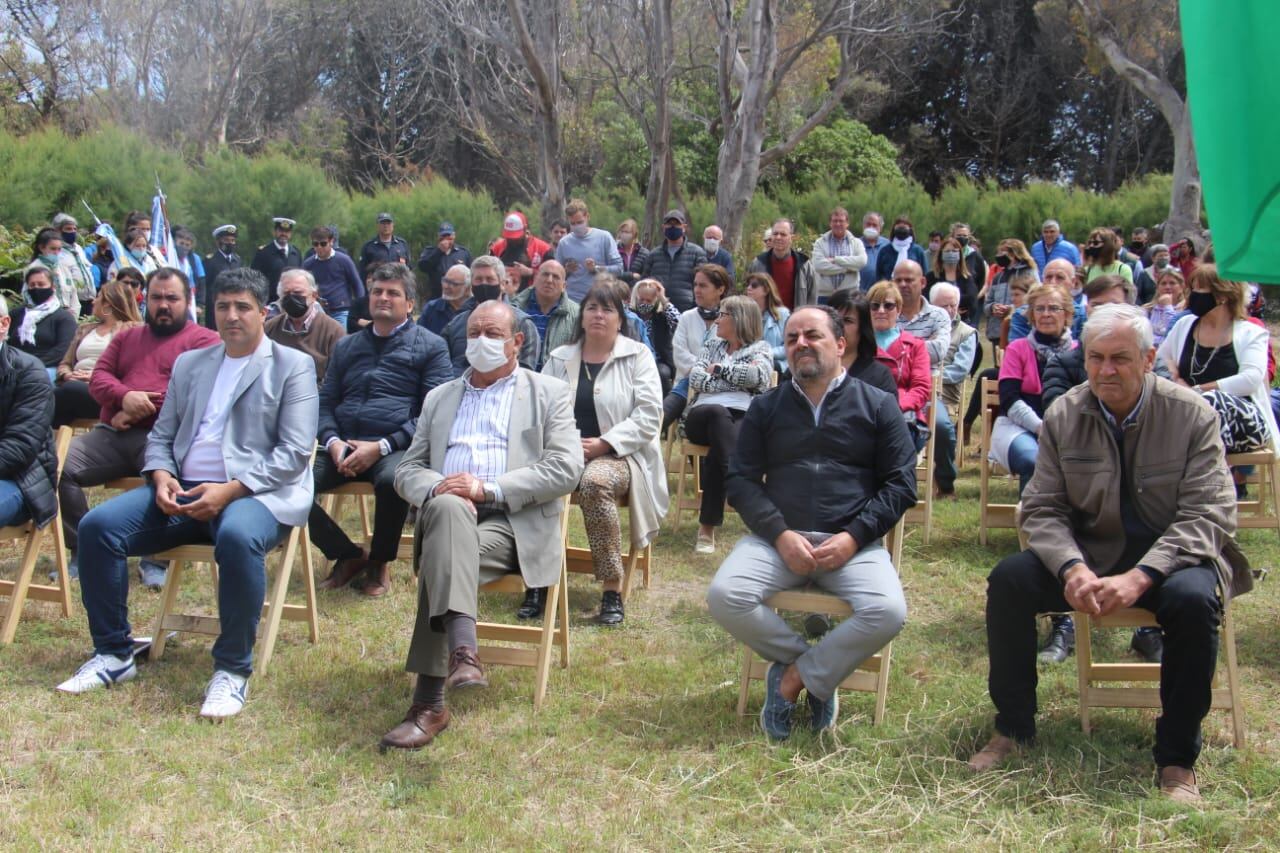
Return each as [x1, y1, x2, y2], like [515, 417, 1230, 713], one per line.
[779, 119, 902, 192]
[0, 224, 35, 292]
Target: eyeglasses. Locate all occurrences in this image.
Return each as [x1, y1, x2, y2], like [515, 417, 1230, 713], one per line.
[869, 301, 898, 312]
[1032, 305, 1065, 314]
[443, 279, 467, 287]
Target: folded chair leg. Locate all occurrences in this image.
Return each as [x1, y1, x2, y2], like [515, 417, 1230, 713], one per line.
[0, 528, 44, 644]
[151, 560, 185, 661]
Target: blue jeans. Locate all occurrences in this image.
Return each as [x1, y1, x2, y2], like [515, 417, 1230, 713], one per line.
[78, 483, 288, 676]
[329, 310, 349, 328]
[934, 403, 957, 492]
[1007, 433, 1039, 494]
[0, 479, 29, 527]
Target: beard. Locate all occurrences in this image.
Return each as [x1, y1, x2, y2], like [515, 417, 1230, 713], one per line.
[792, 351, 828, 379]
[148, 311, 187, 337]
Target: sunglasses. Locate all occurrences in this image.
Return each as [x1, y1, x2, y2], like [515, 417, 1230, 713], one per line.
[869, 301, 898, 312]
[312, 241, 329, 248]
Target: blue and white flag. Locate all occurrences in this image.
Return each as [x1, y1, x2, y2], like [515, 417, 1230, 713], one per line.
[92, 222, 134, 272]
[150, 192, 180, 268]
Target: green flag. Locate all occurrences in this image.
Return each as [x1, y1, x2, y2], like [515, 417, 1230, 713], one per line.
[1182, 1, 1280, 282]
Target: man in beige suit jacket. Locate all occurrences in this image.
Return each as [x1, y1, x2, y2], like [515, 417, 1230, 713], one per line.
[382, 300, 582, 751]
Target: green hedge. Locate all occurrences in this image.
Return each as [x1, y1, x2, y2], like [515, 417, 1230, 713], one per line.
[1, 126, 1182, 285]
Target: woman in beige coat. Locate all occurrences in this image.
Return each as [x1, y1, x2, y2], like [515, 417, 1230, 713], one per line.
[542, 278, 668, 625]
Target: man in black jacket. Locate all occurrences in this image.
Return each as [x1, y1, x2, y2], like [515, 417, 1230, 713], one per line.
[202, 225, 242, 330]
[707, 306, 916, 740]
[250, 217, 303, 290]
[0, 301, 58, 532]
[308, 263, 453, 598]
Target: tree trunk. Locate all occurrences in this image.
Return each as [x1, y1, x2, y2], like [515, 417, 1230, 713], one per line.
[506, 0, 565, 233]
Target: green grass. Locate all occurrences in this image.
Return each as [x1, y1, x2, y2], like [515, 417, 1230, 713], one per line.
[2, 467, 1279, 850]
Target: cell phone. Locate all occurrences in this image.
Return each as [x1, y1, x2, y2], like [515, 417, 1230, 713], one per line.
[175, 494, 198, 506]
[335, 442, 352, 462]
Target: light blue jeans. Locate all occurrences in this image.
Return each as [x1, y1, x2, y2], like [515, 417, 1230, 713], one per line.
[1007, 433, 1039, 493]
[0, 479, 29, 527]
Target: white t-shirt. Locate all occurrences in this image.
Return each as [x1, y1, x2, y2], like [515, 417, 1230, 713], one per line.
[73, 326, 116, 373]
[181, 354, 252, 482]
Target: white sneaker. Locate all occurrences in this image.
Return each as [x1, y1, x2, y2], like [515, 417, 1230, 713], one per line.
[199, 670, 249, 721]
[695, 532, 715, 554]
[56, 653, 137, 694]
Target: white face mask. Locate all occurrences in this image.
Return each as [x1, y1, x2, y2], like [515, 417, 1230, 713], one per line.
[466, 335, 511, 372]
[863, 227, 879, 241]
[571, 223, 590, 239]
[703, 238, 720, 254]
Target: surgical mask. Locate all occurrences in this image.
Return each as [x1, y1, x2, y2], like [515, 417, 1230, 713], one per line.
[703, 238, 720, 254]
[40, 253, 59, 266]
[863, 227, 879, 241]
[664, 225, 685, 241]
[892, 227, 911, 241]
[1155, 257, 1169, 270]
[571, 223, 590, 239]
[466, 335, 510, 372]
[928, 241, 941, 253]
[941, 250, 961, 265]
[130, 248, 147, 262]
[618, 233, 634, 247]
[281, 293, 310, 318]
[27, 287, 54, 305]
[1187, 291, 1217, 317]
[472, 285, 501, 304]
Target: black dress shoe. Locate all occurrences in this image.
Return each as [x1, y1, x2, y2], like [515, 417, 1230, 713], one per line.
[1131, 626, 1164, 663]
[597, 591, 624, 626]
[516, 587, 547, 620]
[1038, 615, 1075, 663]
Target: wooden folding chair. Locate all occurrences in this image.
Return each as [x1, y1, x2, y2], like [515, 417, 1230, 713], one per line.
[1227, 444, 1280, 540]
[903, 377, 938, 544]
[149, 507, 319, 677]
[1074, 602, 1245, 748]
[670, 435, 711, 530]
[978, 377, 1017, 544]
[565, 490, 652, 602]
[318, 481, 414, 561]
[1, 426, 75, 643]
[737, 517, 906, 725]
[475, 498, 572, 711]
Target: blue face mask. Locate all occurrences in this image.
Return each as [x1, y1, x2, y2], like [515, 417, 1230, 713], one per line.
[62, 231, 77, 245]
[664, 225, 685, 242]
[130, 248, 147, 262]
[40, 253, 60, 266]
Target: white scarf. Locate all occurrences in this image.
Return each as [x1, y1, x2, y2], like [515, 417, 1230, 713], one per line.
[18, 290, 62, 346]
[891, 237, 913, 267]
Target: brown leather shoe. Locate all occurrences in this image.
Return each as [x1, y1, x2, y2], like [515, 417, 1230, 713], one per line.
[361, 561, 391, 597]
[378, 703, 450, 751]
[967, 734, 1019, 771]
[445, 645, 488, 691]
[318, 551, 368, 590]
[1158, 766, 1201, 803]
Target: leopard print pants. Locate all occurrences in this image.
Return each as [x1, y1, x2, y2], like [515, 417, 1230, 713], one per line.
[578, 455, 631, 582]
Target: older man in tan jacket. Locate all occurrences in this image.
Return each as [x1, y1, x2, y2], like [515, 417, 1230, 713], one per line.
[968, 304, 1252, 804]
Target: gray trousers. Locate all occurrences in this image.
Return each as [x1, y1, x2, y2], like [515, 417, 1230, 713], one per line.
[59, 426, 150, 552]
[404, 495, 518, 677]
[706, 534, 907, 701]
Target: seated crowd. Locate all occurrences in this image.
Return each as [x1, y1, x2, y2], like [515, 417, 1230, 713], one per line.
[0, 204, 1268, 805]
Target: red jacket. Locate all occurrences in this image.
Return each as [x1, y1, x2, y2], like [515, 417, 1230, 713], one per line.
[490, 235, 551, 275]
[878, 332, 932, 422]
[89, 323, 221, 429]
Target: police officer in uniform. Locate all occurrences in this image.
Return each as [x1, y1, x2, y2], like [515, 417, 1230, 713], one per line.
[357, 212, 411, 278]
[251, 217, 303, 290]
[202, 224, 242, 329]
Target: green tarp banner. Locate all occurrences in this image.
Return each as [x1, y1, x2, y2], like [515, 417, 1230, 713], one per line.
[1182, 1, 1280, 282]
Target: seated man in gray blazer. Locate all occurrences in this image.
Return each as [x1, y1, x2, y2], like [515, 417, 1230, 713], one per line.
[382, 300, 582, 751]
[56, 267, 319, 722]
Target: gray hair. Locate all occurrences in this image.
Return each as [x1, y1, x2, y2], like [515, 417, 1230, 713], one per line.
[471, 298, 520, 336]
[719, 295, 764, 346]
[471, 254, 506, 283]
[929, 282, 961, 304]
[445, 263, 472, 288]
[1042, 218, 1061, 231]
[0, 296, 9, 318]
[1082, 303, 1153, 353]
[278, 268, 318, 298]
[863, 211, 884, 227]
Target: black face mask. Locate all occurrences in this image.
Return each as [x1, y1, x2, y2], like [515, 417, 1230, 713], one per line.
[281, 293, 310, 318]
[27, 287, 55, 305]
[995, 254, 1011, 267]
[697, 305, 719, 322]
[1084, 245, 1101, 259]
[1187, 291, 1217, 317]
[472, 285, 501, 304]
[892, 227, 912, 241]
[956, 235, 970, 247]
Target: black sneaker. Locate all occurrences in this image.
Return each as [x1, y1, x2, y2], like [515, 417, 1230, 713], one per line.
[803, 613, 832, 638]
[1130, 626, 1163, 663]
[515, 587, 547, 620]
[597, 591, 624, 626]
[1038, 615, 1075, 663]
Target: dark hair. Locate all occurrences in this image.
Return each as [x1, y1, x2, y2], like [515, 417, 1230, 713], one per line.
[787, 304, 844, 343]
[172, 225, 194, 242]
[124, 210, 149, 228]
[212, 266, 270, 308]
[310, 225, 336, 243]
[115, 267, 145, 288]
[368, 262, 416, 302]
[1083, 272, 1133, 303]
[147, 266, 190, 291]
[695, 263, 734, 299]
[24, 265, 53, 286]
[124, 227, 149, 247]
[32, 227, 61, 259]
[550, 219, 569, 232]
[571, 280, 629, 344]
[827, 287, 878, 364]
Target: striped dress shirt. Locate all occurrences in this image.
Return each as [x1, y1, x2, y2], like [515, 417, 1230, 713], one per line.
[442, 370, 517, 485]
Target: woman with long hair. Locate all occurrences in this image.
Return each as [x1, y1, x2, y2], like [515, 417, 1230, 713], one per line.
[743, 271, 791, 375]
[827, 287, 897, 396]
[53, 280, 143, 426]
[1082, 227, 1134, 286]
